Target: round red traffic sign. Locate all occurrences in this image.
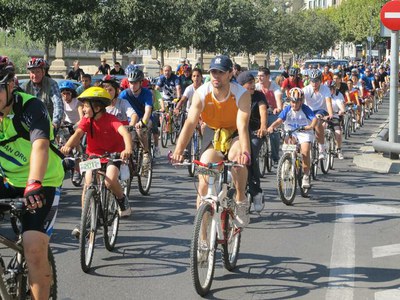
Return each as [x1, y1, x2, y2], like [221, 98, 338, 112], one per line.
[381, 0, 400, 31]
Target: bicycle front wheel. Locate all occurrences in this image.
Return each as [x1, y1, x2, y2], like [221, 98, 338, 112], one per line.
[190, 202, 216, 297]
[170, 116, 179, 145]
[137, 150, 153, 195]
[277, 153, 296, 205]
[258, 138, 267, 178]
[80, 189, 98, 273]
[320, 134, 331, 174]
[103, 188, 120, 251]
[160, 115, 168, 148]
[222, 189, 241, 271]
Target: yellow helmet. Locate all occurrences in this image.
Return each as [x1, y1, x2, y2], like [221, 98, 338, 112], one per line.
[77, 86, 112, 106]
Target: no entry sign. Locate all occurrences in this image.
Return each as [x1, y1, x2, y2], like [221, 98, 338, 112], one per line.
[381, 0, 400, 31]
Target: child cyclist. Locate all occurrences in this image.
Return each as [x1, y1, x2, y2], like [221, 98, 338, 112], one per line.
[61, 87, 133, 237]
[267, 87, 317, 189]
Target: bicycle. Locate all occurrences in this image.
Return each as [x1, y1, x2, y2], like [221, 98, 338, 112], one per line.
[258, 133, 273, 177]
[319, 117, 339, 173]
[126, 126, 153, 196]
[185, 122, 202, 177]
[276, 127, 310, 205]
[160, 101, 181, 148]
[174, 159, 243, 296]
[0, 198, 57, 299]
[78, 153, 122, 273]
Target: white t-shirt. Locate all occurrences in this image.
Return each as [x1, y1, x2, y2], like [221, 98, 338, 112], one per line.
[106, 98, 135, 122]
[182, 84, 198, 112]
[303, 84, 331, 111]
[331, 92, 344, 115]
[63, 98, 82, 124]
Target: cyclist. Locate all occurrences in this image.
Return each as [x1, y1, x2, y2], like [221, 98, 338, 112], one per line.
[326, 80, 346, 159]
[0, 56, 64, 299]
[179, 64, 193, 94]
[359, 67, 376, 112]
[256, 67, 283, 165]
[237, 71, 267, 212]
[267, 88, 317, 189]
[321, 64, 334, 83]
[101, 75, 136, 126]
[20, 57, 64, 129]
[76, 74, 92, 96]
[377, 65, 389, 97]
[156, 65, 182, 105]
[119, 68, 153, 168]
[281, 67, 304, 98]
[67, 60, 85, 81]
[148, 78, 162, 158]
[332, 73, 350, 103]
[61, 87, 133, 229]
[94, 58, 111, 76]
[302, 69, 333, 160]
[59, 80, 83, 125]
[171, 55, 252, 227]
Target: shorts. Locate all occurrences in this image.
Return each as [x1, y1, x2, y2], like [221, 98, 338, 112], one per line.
[201, 126, 238, 155]
[293, 131, 314, 144]
[313, 109, 328, 117]
[0, 180, 60, 236]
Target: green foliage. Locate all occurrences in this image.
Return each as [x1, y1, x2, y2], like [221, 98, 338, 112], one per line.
[0, 46, 29, 74]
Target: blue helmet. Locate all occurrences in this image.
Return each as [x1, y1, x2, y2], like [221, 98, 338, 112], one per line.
[59, 80, 77, 98]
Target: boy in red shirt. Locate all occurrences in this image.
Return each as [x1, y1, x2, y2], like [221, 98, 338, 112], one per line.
[61, 87, 133, 236]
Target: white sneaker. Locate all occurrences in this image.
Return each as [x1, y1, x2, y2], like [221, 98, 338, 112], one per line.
[302, 175, 310, 189]
[318, 150, 326, 160]
[118, 195, 132, 218]
[337, 149, 344, 160]
[235, 200, 250, 227]
[252, 192, 264, 213]
[356, 123, 360, 129]
[153, 146, 161, 158]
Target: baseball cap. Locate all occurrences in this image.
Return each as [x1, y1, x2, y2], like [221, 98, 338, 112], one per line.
[237, 71, 254, 86]
[209, 55, 233, 72]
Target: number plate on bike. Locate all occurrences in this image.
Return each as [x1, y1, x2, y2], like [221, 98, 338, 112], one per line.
[282, 144, 297, 152]
[79, 158, 101, 174]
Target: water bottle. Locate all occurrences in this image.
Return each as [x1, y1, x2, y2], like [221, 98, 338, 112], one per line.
[120, 164, 130, 181]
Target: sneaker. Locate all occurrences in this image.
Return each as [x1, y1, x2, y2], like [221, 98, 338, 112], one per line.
[71, 225, 80, 239]
[273, 160, 279, 168]
[235, 200, 250, 227]
[197, 240, 209, 265]
[72, 170, 81, 183]
[318, 150, 326, 160]
[118, 195, 132, 218]
[356, 123, 361, 129]
[252, 192, 264, 213]
[337, 149, 344, 160]
[153, 146, 161, 158]
[302, 175, 310, 189]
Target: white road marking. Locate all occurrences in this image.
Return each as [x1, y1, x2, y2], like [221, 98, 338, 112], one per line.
[385, 12, 400, 19]
[372, 244, 400, 258]
[340, 204, 400, 216]
[326, 203, 355, 300]
[375, 289, 400, 300]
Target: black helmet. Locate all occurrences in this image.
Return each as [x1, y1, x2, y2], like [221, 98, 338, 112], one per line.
[288, 67, 298, 76]
[127, 69, 144, 83]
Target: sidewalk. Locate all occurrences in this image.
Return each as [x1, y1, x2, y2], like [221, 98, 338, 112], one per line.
[353, 97, 400, 174]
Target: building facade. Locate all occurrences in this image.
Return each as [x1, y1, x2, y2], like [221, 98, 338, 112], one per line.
[304, 0, 342, 9]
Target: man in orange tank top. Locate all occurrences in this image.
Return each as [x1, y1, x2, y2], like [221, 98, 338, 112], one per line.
[171, 55, 252, 227]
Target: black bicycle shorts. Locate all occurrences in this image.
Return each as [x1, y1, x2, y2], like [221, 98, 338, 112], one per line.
[0, 179, 60, 236]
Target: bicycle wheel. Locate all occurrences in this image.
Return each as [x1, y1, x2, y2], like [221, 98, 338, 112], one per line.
[258, 138, 267, 178]
[222, 189, 241, 271]
[266, 137, 273, 173]
[344, 115, 351, 139]
[311, 141, 318, 180]
[320, 134, 331, 174]
[170, 115, 179, 145]
[190, 202, 216, 297]
[277, 153, 296, 205]
[80, 189, 98, 273]
[137, 149, 153, 195]
[328, 133, 335, 170]
[103, 188, 120, 251]
[160, 115, 168, 148]
[188, 132, 200, 177]
[17, 246, 58, 299]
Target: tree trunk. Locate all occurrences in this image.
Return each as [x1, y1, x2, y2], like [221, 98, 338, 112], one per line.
[247, 52, 251, 69]
[160, 48, 165, 68]
[112, 49, 117, 64]
[200, 50, 204, 70]
[44, 42, 50, 61]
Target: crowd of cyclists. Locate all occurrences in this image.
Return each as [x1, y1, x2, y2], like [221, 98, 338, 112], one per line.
[0, 53, 390, 298]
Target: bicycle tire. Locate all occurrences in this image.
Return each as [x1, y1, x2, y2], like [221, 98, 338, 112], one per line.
[320, 133, 331, 174]
[160, 116, 168, 148]
[259, 138, 267, 178]
[18, 246, 58, 299]
[222, 188, 241, 271]
[277, 153, 296, 205]
[103, 188, 120, 251]
[311, 141, 318, 180]
[188, 133, 200, 177]
[344, 115, 351, 139]
[170, 116, 179, 145]
[328, 133, 335, 170]
[137, 149, 153, 195]
[266, 137, 273, 173]
[190, 202, 216, 297]
[80, 189, 98, 273]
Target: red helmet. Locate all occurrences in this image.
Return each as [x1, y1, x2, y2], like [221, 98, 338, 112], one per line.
[27, 57, 46, 69]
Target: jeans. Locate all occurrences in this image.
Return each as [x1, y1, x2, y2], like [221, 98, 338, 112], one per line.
[248, 132, 263, 197]
[268, 112, 280, 162]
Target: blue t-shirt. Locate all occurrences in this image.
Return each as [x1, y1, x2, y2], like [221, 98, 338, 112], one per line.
[156, 74, 180, 100]
[360, 74, 374, 90]
[278, 104, 315, 130]
[119, 87, 153, 119]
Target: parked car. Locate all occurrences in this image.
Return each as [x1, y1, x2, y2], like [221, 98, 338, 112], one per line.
[18, 78, 81, 90]
[330, 59, 350, 68]
[304, 59, 331, 69]
[249, 69, 282, 82]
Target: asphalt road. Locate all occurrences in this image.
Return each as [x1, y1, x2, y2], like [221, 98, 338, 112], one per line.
[2, 99, 400, 300]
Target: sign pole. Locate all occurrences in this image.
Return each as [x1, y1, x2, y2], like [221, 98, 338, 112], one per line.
[389, 29, 399, 158]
